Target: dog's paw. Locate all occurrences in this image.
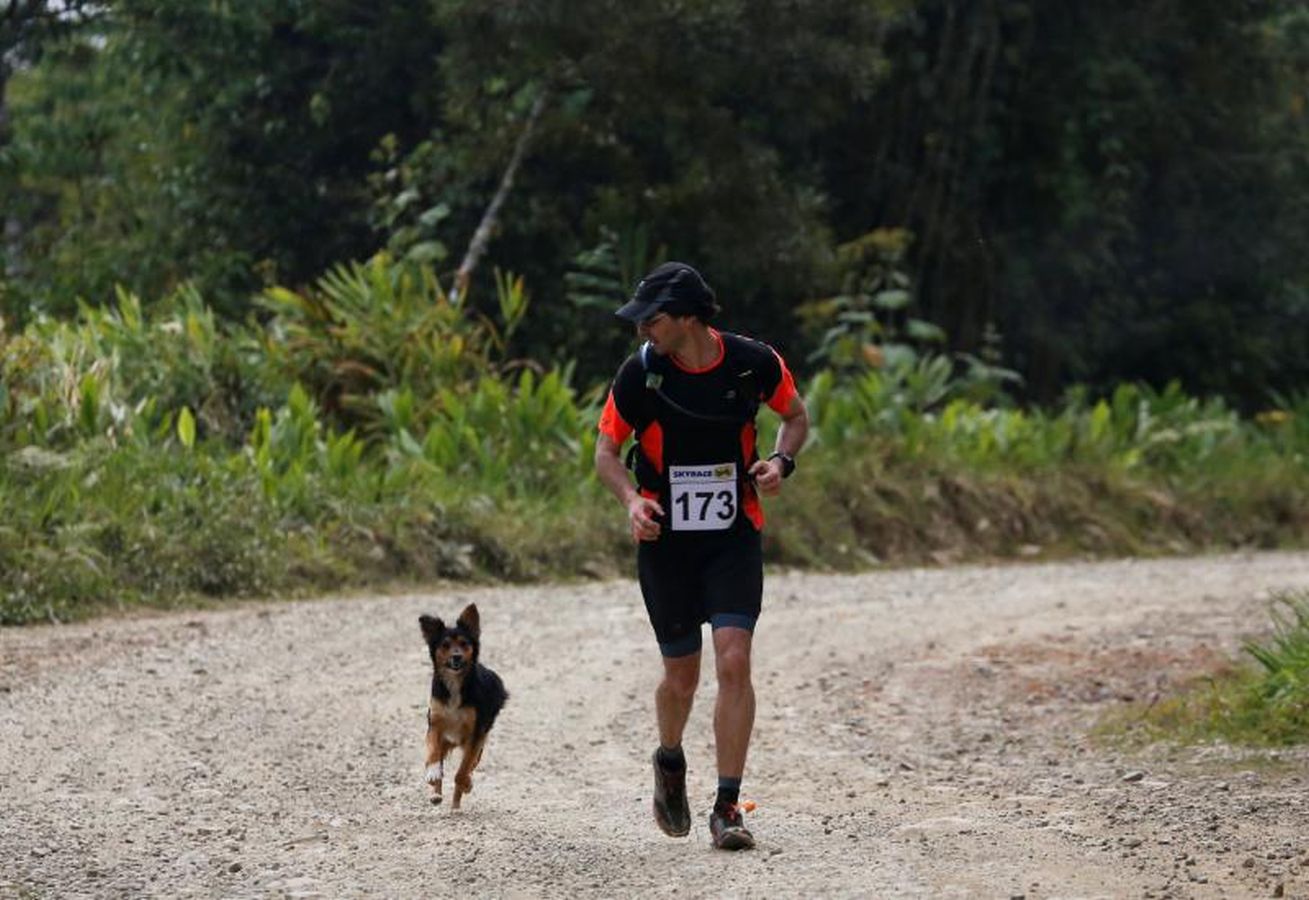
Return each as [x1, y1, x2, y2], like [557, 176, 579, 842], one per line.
[425, 763, 444, 785]
[429, 794, 443, 806]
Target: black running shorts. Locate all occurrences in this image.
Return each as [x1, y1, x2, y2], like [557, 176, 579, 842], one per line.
[636, 525, 763, 657]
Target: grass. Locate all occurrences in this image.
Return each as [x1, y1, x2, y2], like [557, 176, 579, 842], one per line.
[7, 423, 1309, 626]
[1101, 592, 1309, 747]
[765, 446, 1309, 570]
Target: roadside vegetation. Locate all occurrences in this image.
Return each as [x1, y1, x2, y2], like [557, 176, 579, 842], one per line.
[1102, 593, 1309, 747]
[4, 254, 1308, 626]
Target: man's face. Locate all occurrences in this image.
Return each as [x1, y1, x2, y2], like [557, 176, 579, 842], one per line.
[636, 310, 685, 353]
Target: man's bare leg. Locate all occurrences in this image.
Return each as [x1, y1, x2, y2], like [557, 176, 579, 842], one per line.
[657, 651, 701, 748]
[712, 627, 754, 779]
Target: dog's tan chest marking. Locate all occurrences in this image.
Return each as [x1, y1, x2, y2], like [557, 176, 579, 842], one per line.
[428, 697, 477, 748]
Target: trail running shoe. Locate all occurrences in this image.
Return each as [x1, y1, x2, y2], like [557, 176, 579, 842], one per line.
[708, 803, 755, 851]
[651, 750, 691, 837]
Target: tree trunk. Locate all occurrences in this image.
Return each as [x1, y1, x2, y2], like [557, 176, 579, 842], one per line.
[450, 89, 550, 301]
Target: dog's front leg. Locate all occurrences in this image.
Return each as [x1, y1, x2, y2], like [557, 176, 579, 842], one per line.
[451, 736, 487, 810]
[424, 722, 449, 805]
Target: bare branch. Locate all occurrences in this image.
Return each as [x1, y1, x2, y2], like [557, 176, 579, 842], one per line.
[450, 88, 550, 302]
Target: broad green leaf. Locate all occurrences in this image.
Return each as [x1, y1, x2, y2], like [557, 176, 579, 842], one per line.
[178, 406, 196, 449]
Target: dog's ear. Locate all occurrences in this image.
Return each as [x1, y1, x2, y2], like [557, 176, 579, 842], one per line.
[419, 614, 445, 646]
[456, 603, 480, 640]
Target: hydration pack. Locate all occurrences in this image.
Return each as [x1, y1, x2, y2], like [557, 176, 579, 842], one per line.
[624, 336, 764, 490]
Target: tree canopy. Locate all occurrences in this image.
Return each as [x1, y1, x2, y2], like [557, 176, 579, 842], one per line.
[4, 0, 1308, 407]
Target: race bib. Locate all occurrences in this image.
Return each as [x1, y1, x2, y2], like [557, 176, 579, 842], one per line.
[668, 462, 737, 531]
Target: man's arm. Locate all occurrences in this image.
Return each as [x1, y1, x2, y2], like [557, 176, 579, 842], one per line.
[773, 393, 809, 459]
[594, 433, 639, 507]
[595, 432, 664, 541]
[748, 394, 809, 497]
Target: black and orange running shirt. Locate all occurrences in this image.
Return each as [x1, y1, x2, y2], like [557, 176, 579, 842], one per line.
[597, 329, 799, 532]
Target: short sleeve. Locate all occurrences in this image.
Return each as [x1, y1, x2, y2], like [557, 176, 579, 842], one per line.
[762, 347, 799, 414]
[597, 355, 645, 443]
[597, 388, 632, 444]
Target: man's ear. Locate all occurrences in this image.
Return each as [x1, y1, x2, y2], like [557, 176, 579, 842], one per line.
[456, 603, 480, 641]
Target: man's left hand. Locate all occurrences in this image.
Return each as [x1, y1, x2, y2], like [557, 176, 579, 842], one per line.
[749, 458, 784, 497]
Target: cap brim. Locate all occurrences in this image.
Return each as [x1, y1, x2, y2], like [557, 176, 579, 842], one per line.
[614, 298, 661, 322]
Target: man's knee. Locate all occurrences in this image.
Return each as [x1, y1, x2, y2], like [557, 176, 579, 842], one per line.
[661, 654, 700, 699]
[713, 632, 753, 689]
[661, 672, 698, 701]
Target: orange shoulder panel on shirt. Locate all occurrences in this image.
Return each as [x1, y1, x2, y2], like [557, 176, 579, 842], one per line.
[597, 389, 632, 445]
[765, 349, 799, 414]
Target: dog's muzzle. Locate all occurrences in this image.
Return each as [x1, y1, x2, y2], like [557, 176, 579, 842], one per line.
[446, 655, 466, 671]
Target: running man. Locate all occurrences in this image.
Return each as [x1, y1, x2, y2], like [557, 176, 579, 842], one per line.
[594, 262, 809, 850]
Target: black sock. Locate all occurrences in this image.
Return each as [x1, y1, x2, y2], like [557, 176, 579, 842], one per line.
[716, 777, 741, 810]
[656, 744, 685, 772]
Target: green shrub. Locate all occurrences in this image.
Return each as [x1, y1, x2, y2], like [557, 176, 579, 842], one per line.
[1103, 593, 1309, 747]
[256, 254, 498, 437]
[0, 284, 278, 449]
[0, 443, 286, 624]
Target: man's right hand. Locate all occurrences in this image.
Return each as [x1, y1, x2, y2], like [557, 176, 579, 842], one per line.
[627, 494, 664, 542]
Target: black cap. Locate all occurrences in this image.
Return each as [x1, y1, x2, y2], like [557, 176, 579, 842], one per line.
[615, 262, 717, 322]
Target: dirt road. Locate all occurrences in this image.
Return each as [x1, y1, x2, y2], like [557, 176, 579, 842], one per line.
[3, 552, 1309, 899]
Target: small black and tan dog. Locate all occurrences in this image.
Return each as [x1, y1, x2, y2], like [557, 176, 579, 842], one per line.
[419, 603, 508, 809]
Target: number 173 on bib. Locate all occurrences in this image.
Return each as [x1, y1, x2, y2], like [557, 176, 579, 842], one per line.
[667, 463, 737, 531]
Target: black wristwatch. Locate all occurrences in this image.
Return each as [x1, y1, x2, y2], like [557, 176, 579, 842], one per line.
[768, 451, 796, 479]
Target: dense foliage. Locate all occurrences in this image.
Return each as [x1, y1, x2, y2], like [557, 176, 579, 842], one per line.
[3, 1, 1308, 406]
[3, 255, 1309, 624]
